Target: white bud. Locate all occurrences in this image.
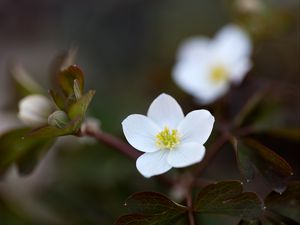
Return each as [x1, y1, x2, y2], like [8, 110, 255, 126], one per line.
[48, 110, 69, 128]
[18, 94, 54, 127]
[80, 117, 101, 134]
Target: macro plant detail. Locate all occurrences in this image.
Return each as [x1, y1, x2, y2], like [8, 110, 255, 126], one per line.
[122, 93, 215, 177]
[0, 1, 299, 225]
[0, 51, 95, 176]
[155, 127, 181, 150]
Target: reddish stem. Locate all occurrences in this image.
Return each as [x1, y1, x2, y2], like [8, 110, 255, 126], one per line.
[83, 128, 174, 186]
[186, 192, 196, 225]
[84, 129, 141, 160]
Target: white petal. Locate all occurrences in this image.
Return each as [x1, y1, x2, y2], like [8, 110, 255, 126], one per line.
[167, 143, 205, 168]
[194, 81, 230, 104]
[173, 60, 230, 104]
[122, 114, 160, 153]
[178, 110, 214, 144]
[136, 150, 172, 178]
[147, 94, 184, 129]
[176, 37, 210, 62]
[173, 60, 205, 96]
[230, 59, 252, 84]
[213, 24, 251, 63]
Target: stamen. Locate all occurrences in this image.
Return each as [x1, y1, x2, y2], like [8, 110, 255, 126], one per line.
[156, 127, 180, 150]
[210, 65, 229, 84]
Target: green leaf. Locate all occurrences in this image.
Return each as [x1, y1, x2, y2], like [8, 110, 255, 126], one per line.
[265, 182, 300, 223]
[236, 144, 256, 182]
[125, 192, 186, 214]
[0, 128, 53, 176]
[239, 138, 293, 193]
[194, 181, 263, 219]
[16, 139, 54, 175]
[261, 215, 299, 225]
[115, 192, 187, 225]
[49, 89, 66, 109]
[58, 65, 84, 97]
[231, 137, 255, 182]
[68, 90, 95, 120]
[28, 116, 82, 138]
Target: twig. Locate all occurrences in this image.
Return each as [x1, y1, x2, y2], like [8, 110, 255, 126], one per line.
[84, 128, 141, 160]
[235, 126, 254, 137]
[83, 128, 174, 186]
[186, 192, 196, 225]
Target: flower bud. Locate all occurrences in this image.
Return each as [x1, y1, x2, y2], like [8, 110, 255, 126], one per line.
[48, 110, 69, 128]
[18, 94, 54, 127]
[80, 117, 101, 135]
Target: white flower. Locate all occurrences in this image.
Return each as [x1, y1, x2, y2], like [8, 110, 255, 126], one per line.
[173, 24, 252, 104]
[122, 93, 214, 178]
[18, 94, 54, 127]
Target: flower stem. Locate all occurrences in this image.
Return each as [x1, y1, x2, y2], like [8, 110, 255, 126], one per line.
[186, 192, 196, 225]
[84, 128, 141, 160]
[82, 128, 174, 186]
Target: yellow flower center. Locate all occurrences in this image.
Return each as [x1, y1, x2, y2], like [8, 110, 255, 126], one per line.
[155, 127, 180, 150]
[210, 65, 229, 84]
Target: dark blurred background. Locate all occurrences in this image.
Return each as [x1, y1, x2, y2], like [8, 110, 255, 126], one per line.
[0, 0, 299, 224]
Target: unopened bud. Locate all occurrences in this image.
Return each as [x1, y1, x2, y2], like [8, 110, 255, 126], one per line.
[48, 110, 69, 128]
[18, 94, 54, 127]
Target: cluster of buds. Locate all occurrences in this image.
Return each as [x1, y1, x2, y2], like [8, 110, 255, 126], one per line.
[16, 65, 95, 138]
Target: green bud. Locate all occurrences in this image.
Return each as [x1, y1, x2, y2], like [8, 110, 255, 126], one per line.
[48, 110, 69, 128]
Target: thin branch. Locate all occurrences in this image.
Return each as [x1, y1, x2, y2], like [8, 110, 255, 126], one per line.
[83, 128, 174, 186]
[84, 128, 141, 160]
[235, 126, 254, 137]
[186, 192, 196, 225]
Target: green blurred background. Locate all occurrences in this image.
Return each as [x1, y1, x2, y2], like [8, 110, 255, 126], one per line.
[0, 0, 299, 224]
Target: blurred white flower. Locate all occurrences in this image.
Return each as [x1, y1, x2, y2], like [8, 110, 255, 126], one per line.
[235, 0, 263, 14]
[18, 94, 54, 127]
[173, 24, 252, 104]
[122, 93, 214, 178]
